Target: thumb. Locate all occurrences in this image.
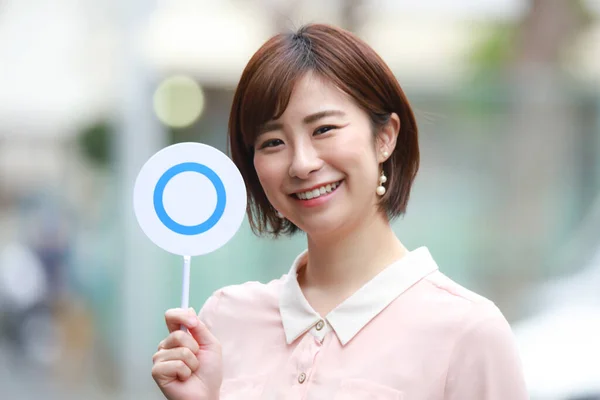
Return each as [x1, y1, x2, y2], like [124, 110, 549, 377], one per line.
[189, 316, 220, 351]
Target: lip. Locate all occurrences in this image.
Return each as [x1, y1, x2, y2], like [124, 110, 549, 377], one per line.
[291, 180, 343, 195]
[291, 180, 343, 208]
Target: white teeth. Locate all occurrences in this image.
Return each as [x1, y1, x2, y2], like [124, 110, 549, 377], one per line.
[296, 181, 341, 200]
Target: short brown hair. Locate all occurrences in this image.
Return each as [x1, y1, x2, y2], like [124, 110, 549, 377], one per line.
[228, 23, 420, 237]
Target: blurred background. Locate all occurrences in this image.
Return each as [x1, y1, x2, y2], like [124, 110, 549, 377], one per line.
[0, 0, 599, 399]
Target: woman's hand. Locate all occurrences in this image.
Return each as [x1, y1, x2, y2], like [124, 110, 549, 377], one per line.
[152, 308, 223, 400]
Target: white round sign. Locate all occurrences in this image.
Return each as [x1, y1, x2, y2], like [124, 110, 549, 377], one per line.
[133, 142, 247, 256]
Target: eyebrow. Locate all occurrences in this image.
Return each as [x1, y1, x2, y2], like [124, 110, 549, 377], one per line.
[259, 110, 347, 134]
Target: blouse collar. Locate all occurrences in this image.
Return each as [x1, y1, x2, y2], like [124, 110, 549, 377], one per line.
[279, 246, 439, 345]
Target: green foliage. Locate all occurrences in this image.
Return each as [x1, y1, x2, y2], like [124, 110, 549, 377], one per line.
[468, 23, 517, 76]
[167, 124, 197, 145]
[77, 120, 113, 167]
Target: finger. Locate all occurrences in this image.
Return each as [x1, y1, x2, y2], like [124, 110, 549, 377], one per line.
[159, 330, 200, 354]
[165, 308, 198, 333]
[152, 359, 192, 383]
[152, 347, 200, 373]
[189, 317, 220, 352]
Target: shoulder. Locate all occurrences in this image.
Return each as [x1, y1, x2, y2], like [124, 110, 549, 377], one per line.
[396, 269, 512, 347]
[422, 270, 494, 305]
[426, 275, 528, 398]
[406, 271, 526, 394]
[217, 276, 285, 301]
[414, 271, 518, 360]
[396, 247, 503, 326]
[414, 270, 504, 323]
[198, 275, 287, 328]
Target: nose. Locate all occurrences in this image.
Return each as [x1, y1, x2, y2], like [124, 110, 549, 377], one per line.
[288, 141, 323, 179]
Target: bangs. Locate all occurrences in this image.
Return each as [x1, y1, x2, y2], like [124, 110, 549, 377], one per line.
[238, 33, 315, 149]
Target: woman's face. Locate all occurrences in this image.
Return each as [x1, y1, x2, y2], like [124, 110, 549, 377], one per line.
[253, 73, 396, 238]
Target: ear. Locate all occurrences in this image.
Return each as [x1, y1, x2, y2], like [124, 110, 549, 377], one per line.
[376, 112, 400, 163]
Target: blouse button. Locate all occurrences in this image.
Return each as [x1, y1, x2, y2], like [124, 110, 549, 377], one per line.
[298, 372, 307, 384]
[316, 320, 325, 331]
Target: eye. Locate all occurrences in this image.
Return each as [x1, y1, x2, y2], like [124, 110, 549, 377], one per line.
[259, 138, 284, 149]
[314, 125, 336, 135]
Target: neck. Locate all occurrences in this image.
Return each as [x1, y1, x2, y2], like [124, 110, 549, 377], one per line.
[301, 210, 408, 295]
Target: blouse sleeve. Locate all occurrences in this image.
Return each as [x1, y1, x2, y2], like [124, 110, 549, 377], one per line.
[444, 304, 529, 400]
[198, 290, 222, 331]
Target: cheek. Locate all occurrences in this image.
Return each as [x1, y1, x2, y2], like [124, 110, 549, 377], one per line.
[333, 133, 377, 170]
[253, 156, 282, 197]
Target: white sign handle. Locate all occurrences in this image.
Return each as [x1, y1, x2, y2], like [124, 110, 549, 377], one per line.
[180, 255, 191, 332]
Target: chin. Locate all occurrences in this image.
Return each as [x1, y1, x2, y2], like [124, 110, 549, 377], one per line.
[294, 215, 347, 239]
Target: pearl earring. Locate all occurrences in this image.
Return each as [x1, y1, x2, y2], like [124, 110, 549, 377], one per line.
[382, 150, 389, 159]
[377, 170, 387, 196]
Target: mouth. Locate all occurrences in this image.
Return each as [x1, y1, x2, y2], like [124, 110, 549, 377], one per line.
[292, 180, 343, 200]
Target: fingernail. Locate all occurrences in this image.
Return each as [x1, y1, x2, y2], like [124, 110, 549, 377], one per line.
[188, 317, 198, 327]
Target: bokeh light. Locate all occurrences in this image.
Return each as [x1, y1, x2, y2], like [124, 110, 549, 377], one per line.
[153, 75, 205, 128]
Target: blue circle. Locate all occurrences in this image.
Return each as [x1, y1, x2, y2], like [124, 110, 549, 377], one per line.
[153, 162, 226, 236]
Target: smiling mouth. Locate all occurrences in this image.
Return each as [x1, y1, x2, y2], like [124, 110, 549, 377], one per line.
[293, 180, 343, 200]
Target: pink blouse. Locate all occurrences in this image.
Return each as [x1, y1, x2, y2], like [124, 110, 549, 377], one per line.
[198, 247, 529, 399]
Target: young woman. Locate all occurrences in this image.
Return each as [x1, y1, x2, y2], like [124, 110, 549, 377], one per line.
[151, 24, 528, 400]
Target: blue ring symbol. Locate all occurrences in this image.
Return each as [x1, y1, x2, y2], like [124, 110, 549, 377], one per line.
[153, 162, 226, 235]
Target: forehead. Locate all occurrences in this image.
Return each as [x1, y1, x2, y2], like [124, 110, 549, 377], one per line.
[277, 73, 357, 119]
